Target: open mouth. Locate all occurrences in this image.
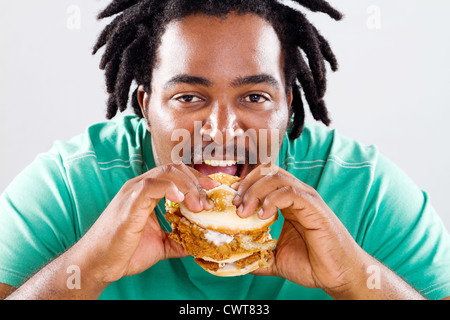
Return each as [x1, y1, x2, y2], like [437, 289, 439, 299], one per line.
[194, 159, 246, 178]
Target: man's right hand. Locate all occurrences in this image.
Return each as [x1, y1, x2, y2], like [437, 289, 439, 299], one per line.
[79, 162, 219, 287]
[6, 162, 218, 299]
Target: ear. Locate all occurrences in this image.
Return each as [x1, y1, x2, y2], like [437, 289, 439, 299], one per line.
[286, 88, 294, 119]
[137, 85, 149, 115]
[287, 89, 293, 108]
[137, 85, 151, 130]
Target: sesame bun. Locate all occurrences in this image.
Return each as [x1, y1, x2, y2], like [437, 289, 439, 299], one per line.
[179, 183, 277, 235]
[202, 260, 260, 277]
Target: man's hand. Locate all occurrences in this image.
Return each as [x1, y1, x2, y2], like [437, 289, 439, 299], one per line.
[232, 163, 424, 300]
[7, 162, 218, 299]
[78, 162, 219, 285]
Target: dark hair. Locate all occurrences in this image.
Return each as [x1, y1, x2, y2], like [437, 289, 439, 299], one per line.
[92, 0, 342, 140]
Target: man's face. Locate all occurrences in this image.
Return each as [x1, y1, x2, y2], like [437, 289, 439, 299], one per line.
[138, 12, 291, 177]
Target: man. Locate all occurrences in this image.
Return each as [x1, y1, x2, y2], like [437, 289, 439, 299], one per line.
[1, 0, 450, 300]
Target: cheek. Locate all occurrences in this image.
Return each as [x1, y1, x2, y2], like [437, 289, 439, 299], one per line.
[249, 106, 289, 142]
[146, 99, 191, 164]
[261, 109, 288, 154]
[147, 97, 173, 130]
[270, 106, 289, 131]
[240, 107, 288, 164]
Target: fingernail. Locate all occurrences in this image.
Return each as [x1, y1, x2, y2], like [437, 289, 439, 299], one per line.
[237, 204, 244, 216]
[233, 194, 241, 205]
[210, 179, 220, 187]
[203, 198, 214, 210]
[231, 182, 239, 189]
[176, 190, 185, 201]
[257, 208, 264, 218]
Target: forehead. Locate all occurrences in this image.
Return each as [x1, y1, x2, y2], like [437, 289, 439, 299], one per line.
[153, 12, 285, 86]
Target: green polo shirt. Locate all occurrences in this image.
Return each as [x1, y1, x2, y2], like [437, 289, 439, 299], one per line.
[1, 115, 449, 299]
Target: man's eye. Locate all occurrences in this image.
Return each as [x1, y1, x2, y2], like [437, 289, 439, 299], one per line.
[244, 94, 268, 103]
[176, 95, 202, 103]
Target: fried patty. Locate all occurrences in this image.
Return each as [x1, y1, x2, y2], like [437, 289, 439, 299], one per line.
[165, 209, 276, 262]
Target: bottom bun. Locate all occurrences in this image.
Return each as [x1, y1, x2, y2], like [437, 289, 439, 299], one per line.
[194, 250, 273, 277]
[200, 260, 261, 277]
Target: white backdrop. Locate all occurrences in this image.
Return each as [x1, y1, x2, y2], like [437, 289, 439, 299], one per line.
[1, 0, 449, 230]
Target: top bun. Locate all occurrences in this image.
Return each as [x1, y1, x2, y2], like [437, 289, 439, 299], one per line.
[179, 173, 277, 235]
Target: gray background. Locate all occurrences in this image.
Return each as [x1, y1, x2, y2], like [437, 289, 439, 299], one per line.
[1, 0, 449, 230]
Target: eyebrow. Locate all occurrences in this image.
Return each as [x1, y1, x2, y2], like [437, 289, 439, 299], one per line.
[163, 73, 281, 90]
[164, 75, 213, 89]
[230, 74, 281, 89]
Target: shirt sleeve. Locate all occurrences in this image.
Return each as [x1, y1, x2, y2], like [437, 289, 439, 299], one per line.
[361, 154, 450, 300]
[0, 149, 77, 287]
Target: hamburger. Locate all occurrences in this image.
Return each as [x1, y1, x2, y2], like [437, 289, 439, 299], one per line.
[165, 172, 277, 277]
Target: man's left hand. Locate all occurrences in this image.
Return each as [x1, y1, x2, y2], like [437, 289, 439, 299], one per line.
[232, 163, 368, 296]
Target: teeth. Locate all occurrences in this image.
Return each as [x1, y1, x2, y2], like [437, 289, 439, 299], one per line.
[204, 159, 237, 167]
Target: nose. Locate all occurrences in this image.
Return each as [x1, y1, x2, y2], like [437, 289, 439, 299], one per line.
[200, 103, 243, 144]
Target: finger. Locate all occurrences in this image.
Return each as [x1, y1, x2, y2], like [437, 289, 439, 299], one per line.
[185, 165, 220, 190]
[171, 162, 216, 210]
[230, 179, 242, 190]
[237, 169, 300, 218]
[260, 186, 296, 220]
[133, 177, 185, 209]
[171, 160, 219, 189]
[233, 163, 273, 207]
[181, 165, 221, 210]
[126, 179, 185, 234]
[172, 161, 217, 188]
[233, 163, 294, 208]
[155, 164, 209, 212]
[259, 186, 312, 221]
[236, 174, 287, 218]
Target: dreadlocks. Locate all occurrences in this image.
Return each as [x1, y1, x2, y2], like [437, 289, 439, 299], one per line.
[92, 0, 342, 140]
